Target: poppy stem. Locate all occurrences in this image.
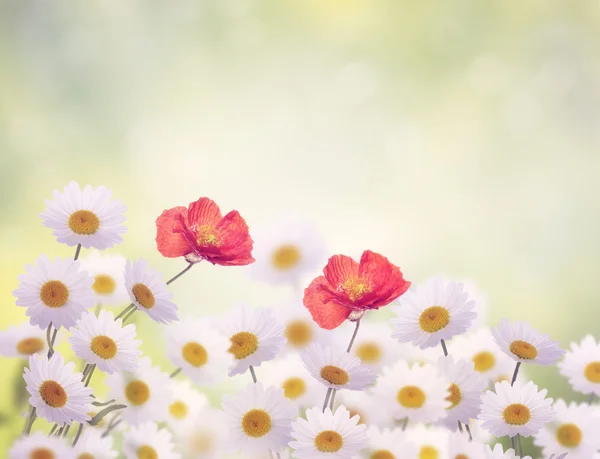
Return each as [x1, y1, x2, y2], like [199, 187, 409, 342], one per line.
[511, 362, 521, 386]
[346, 320, 361, 353]
[166, 262, 195, 285]
[440, 339, 448, 357]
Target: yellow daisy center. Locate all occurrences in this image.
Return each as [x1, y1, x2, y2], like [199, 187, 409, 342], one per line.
[356, 342, 382, 363]
[502, 403, 531, 425]
[496, 375, 510, 383]
[241, 409, 272, 438]
[68, 210, 100, 235]
[342, 277, 371, 302]
[271, 244, 302, 271]
[39, 380, 67, 408]
[77, 454, 94, 459]
[190, 432, 212, 453]
[90, 335, 118, 359]
[40, 280, 69, 308]
[397, 385, 426, 408]
[455, 455, 469, 459]
[228, 332, 259, 360]
[182, 342, 208, 367]
[16, 337, 44, 355]
[92, 274, 116, 294]
[371, 450, 395, 459]
[137, 445, 158, 459]
[285, 320, 313, 347]
[419, 446, 439, 459]
[314, 430, 343, 452]
[132, 283, 155, 309]
[31, 449, 56, 459]
[472, 351, 495, 372]
[320, 365, 349, 385]
[509, 340, 537, 360]
[419, 306, 450, 333]
[348, 408, 366, 424]
[196, 225, 220, 247]
[446, 383, 461, 409]
[169, 400, 188, 419]
[584, 362, 600, 383]
[556, 423, 582, 447]
[125, 380, 150, 406]
[282, 377, 306, 399]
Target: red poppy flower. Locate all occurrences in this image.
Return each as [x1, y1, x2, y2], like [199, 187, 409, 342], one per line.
[155, 197, 254, 266]
[303, 250, 410, 329]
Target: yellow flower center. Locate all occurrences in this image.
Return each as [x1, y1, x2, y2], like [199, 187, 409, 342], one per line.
[182, 342, 208, 367]
[40, 280, 69, 308]
[397, 385, 426, 408]
[77, 454, 94, 459]
[169, 400, 188, 419]
[196, 225, 220, 247]
[419, 306, 450, 333]
[371, 450, 395, 459]
[271, 244, 302, 271]
[496, 375, 510, 383]
[502, 403, 531, 425]
[342, 277, 371, 302]
[556, 423, 582, 448]
[472, 351, 496, 372]
[125, 380, 150, 406]
[92, 274, 116, 295]
[509, 340, 537, 360]
[348, 408, 366, 424]
[137, 445, 158, 459]
[16, 337, 44, 355]
[356, 342, 382, 363]
[455, 455, 469, 459]
[241, 409, 272, 438]
[132, 283, 155, 309]
[31, 449, 56, 459]
[190, 432, 213, 453]
[39, 380, 67, 408]
[584, 362, 600, 383]
[285, 320, 313, 347]
[90, 335, 118, 360]
[282, 377, 306, 399]
[314, 430, 343, 452]
[419, 446, 439, 459]
[320, 365, 349, 385]
[68, 210, 100, 235]
[228, 332, 259, 360]
[446, 383, 461, 409]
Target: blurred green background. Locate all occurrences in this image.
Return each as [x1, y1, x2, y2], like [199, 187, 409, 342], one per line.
[2, 0, 600, 454]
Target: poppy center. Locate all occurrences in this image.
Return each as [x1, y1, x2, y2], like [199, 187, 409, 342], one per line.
[132, 283, 155, 309]
[40, 280, 69, 308]
[125, 380, 150, 406]
[371, 450, 395, 459]
[342, 277, 371, 302]
[39, 380, 67, 408]
[472, 351, 495, 372]
[397, 385, 426, 408]
[169, 400, 188, 419]
[556, 423, 582, 447]
[182, 342, 208, 367]
[509, 340, 537, 360]
[320, 365, 349, 385]
[502, 403, 531, 425]
[228, 332, 258, 359]
[446, 383, 461, 409]
[584, 362, 600, 383]
[31, 449, 56, 459]
[241, 409, 272, 438]
[285, 320, 313, 347]
[90, 335, 118, 359]
[16, 337, 44, 355]
[356, 342, 382, 363]
[314, 430, 343, 452]
[137, 445, 158, 459]
[93, 274, 116, 294]
[419, 446, 439, 459]
[271, 244, 302, 271]
[282, 377, 306, 399]
[419, 306, 450, 333]
[68, 210, 100, 235]
[196, 225, 220, 247]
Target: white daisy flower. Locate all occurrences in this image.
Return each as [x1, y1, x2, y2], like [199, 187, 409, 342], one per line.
[485, 443, 533, 459]
[334, 390, 392, 429]
[177, 407, 228, 458]
[123, 422, 180, 459]
[372, 360, 450, 423]
[460, 278, 489, 329]
[340, 320, 401, 371]
[13, 254, 95, 330]
[492, 319, 564, 365]
[479, 380, 555, 437]
[68, 310, 142, 374]
[24, 352, 93, 426]
[391, 276, 477, 349]
[448, 430, 486, 459]
[404, 424, 449, 459]
[165, 318, 232, 385]
[73, 428, 117, 459]
[290, 405, 368, 458]
[79, 250, 128, 306]
[247, 218, 326, 286]
[166, 379, 209, 431]
[302, 343, 376, 391]
[358, 426, 418, 459]
[558, 335, 600, 396]
[277, 302, 332, 353]
[533, 400, 600, 459]
[436, 355, 487, 431]
[39, 181, 127, 249]
[261, 354, 321, 407]
[221, 382, 297, 455]
[124, 259, 178, 324]
[222, 305, 286, 377]
[105, 356, 172, 425]
[467, 418, 493, 444]
[9, 432, 73, 459]
[0, 322, 48, 357]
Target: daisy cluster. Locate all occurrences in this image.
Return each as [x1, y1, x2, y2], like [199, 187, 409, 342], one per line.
[2, 182, 599, 459]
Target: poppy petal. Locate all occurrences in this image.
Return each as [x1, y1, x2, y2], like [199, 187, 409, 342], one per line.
[155, 206, 192, 257]
[304, 276, 351, 330]
[188, 197, 222, 228]
[323, 254, 359, 288]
